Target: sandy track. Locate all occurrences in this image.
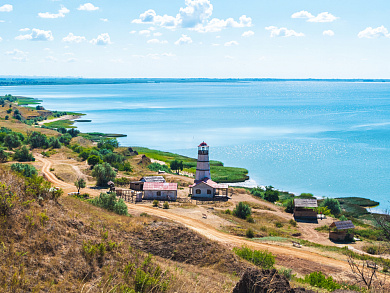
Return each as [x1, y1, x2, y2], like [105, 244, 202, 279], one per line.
[35, 156, 376, 279]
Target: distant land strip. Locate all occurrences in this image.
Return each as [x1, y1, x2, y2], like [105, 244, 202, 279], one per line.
[0, 77, 390, 86]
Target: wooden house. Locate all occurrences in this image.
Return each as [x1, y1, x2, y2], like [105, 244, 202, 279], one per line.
[130, 176, 166, 191]
[130, 181, 143, 191]
[293, 198, 318, 220]
[329, 220, 355, 242]
[143, 182, 177, 201]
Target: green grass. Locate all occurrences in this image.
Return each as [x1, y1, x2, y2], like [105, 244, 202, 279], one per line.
[334, 197, 379, 218]
[80, 132, 127, 141]
[133, 147, 249, 183]
[45, 119, 76, 129]
[337, 197, 379, 207]
[16, 97, 42, 105]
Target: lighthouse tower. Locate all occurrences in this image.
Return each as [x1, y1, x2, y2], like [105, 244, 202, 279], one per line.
[196, 142, 211, 181]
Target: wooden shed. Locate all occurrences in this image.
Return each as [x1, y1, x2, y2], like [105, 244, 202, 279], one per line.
[140, 176, 166, 183]
[293, 198, 318, 219]
[130, 181, 143, 191]
[329, 220, 355, 242]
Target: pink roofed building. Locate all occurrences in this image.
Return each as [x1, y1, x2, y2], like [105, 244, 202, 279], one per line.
[143, 182, 178, 201]
[189, 142, 229, 200]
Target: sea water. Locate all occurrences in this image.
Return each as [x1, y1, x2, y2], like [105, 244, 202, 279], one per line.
[1, 81, 389, 209]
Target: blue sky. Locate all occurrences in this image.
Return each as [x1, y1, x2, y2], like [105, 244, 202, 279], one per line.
[0, 0, 389, 78]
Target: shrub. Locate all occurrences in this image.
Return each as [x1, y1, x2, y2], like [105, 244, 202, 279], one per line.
[233, 202, 252, 219]
[87, 155, 103, 167]
[301, 271, 341, 291]
[316, 206, 332, 216]
[148, 162, 171, 173]
[115, 177, 131, 186]
[0, 183, 17, 218]
[250, 186, 264, 198]
[0, 147, 9, 163]
[224, 209, 232, 215]
[275, 221, 283, 228]
[264, 186, 279, 203]
[320, 198, 341, 216]
[339, 215, 348, 221]
[246, 228, 255, 238]
[13, 146, 35, 162]
[246, 215, 255, 223]
[92, 162, 117, 187]
[28, 131, 48, 149]
[4, 132, 21, 149]
[89, 192, 129, 216]
[74, 178, 86, 194]
[11, 163, 37, 177]
[284, 198, 294, 213]
[279, 268, 293, 281]
[163, 202, 169, 209]
[233, 246, 275, 269]
[153, 200, 159, 207]
[289, 219, 297, 227]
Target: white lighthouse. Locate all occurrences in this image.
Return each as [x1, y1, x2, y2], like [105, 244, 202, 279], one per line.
[196, 141, 211, 181]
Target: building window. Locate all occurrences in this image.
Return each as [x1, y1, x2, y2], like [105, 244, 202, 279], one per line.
[207, 189, 212, 195]
[157, 191, 161, 196]
[196, 189, 201, 194]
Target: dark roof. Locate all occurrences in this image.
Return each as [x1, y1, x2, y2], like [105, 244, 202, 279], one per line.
[198, 141, 208, 147]
[140, 176, 166, 183]
[294, 198, 318, 208]
[330, 220, 355, 230]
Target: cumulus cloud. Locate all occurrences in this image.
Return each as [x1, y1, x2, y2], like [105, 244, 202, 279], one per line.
[358, 26, 390, 38]
[90, 33, 112, 45]
[139, 30, 151, 36]
[242, 30, 254, 37]
[100, 18, 108, 22]
[15, 28, 54, 41]
[0, 36, 2, 42]
[323, 30, 335, 37]
[174, 34, 192, 45]
[224, 40, 238, 46]
[132, 0, 252, 32]
[45, 56, 58, 62]
[38, 5, 69, 19]
[147, 38, 168, 44]
[265, 26, 304, 37]
[62, 33, 86, 43]
[19, 28, 30, 32]
[5, 49, 28, 62]
[0, 4, 13, 12]
[153, 32, 163, 37]
[78, 3, 99, 11]
[291, 10, 338, 23]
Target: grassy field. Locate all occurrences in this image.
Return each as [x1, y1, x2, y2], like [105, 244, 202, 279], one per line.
[335, 197, 379, 218]
[45, 119, 76, 129]
[133, 147, 249, 183]
[16, 97, 42, 105]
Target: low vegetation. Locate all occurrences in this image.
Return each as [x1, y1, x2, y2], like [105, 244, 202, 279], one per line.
[233, 246, 275, 269]
[89, 192, 129, 216]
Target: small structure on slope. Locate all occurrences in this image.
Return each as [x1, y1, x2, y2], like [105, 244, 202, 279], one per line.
[189, 142, 229, 200]
[329, 220, 355, 242]
[143, 182, 178, 201]
[293, 198, 318, 220]
[140, 176, 166, 183]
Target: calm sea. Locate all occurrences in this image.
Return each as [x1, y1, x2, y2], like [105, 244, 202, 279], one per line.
[2, 82, 389, 209]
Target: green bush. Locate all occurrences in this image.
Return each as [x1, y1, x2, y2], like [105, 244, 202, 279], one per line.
[320, 198, 341, 216]
[13, 146, 35, 162]
[233, 246, 275, 269]
[0, 147, 9, 163]
[246, 228, 255, 238]
[289, 219, 297, 227]
[89, 192, 128, 216]
[275, 221, 283, 228]
[28, 131, 48, 149]
[148, 162, 171, 173]
[246, 215, 255, 223]
[301, 271, 341, 291]
[87, 155, 103, 167]
[163, 202, 169, 209]
[4, 132, 22, 149]
[264, 186, 279, 203]
[278, 268, 293, 281]
[250, 186, 264, 198]
[11, 163, 37, 177]
[233, 202, 252, 219]
[92, 162, 117, 187]
[153, 200, 159, 207]
[284, 198, 294, 213]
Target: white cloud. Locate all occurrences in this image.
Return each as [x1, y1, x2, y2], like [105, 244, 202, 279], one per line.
[130, 30, 137, 34]
[147, 38, 168, 44]
[153, 32, 163, 37]
[67, 58, 78, 63]
[90, 33, 112, 45]
[100, 18, 108, 22]
[132, 0, 252, 33]
[19, 28, 30, 32]
[45, 56, 58, 62]
[323, 30, 335, 37]
[5, 49, 28, 62]
[139, 30, 151, 36]
[358, 26, 390, 38]
[38, 5, 69, 19]
[78, 3, 99, 11]
[224, 40, 238, 46]
[0, 36, 2, 42]
[62, 33, 86, 43]
[291, 10, 338, 23]
[0, 4, 13, 12]
[110, 59, 123, 63]
[242, 30, 254, 37]
[265, 26, 304, 37]
[15, 28, 54, 41]
[0, 20, 4, 23]
[174, 34, 192, 45]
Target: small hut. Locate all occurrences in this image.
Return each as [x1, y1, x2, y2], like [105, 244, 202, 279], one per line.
[130, 181, 143, 191]
[329, 220, 355, 242]
[140, 176, 166, 183]
[107, 181, 115, 192]
[143, 182, 177, 201]
[293, 198, 318, 220]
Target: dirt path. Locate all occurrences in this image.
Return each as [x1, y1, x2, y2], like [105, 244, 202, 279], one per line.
[35, 157, 387, 280]
[38, 115, 80, 126]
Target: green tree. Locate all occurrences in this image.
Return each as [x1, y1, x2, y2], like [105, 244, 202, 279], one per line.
[98, 138, 119, 150]
[0, 147, 9, 163]
[48, 137, 61, 149]
[87, 155, 102, 168]
[251, 186, 264, 198]
[74, 178, 86, 194]
[170, 160, 184, 174]
[13, 146, 35, 162]
[4, 115, 9, 120]
[92, 162, 117, 187]
[59, 133, 72, 145]
[11, 163, 37, 177]
[4, 132, 21, 149]
[264, 186, 279, 203]
[233, 202, 252, 219]
[28, 131, 48, 149]
[320, 198, 341, 216]
[284, 198, 294, 213]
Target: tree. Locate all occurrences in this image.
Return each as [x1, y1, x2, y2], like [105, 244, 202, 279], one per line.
[264, 186, 279, 203]
[284, 198, 294, 213]
[74, 178, 86, 194]
[251, 186, 264, 198]
[233, 202, 252, 219]
[92, 162, 116, 187]
[320, 198, 341, 216]
[170, 160, 183, 174]
[0, 148, 9, 163]
[48, 137, 61, 149]
[28, 131, 48, 149]
[59, 133, 72, 145]
[13, 146, 35, 162]
[87, 155, 102, 168]
[98, 138, 119, 150]
[4, 133, 21, 149]
[11, 163, 37, 177]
